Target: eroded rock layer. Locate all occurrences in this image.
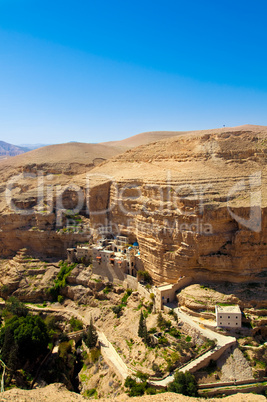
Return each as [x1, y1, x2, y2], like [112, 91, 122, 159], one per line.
[0, 126, 266, 284]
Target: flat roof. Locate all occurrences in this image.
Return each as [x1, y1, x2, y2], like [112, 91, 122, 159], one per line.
[216, 305, 241, 313]
[157, 283, 174, 291]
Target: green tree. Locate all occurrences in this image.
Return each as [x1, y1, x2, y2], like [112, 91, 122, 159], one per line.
[84, 317, 98, 348]
[167, 371, 198, 397]
[1, 326, 15, 363]
[138, 311, 149, 344]
[0, 314, 49, 366]
[157, 312, 171, 330]
[4, 296, 28, 318]
[7, 343, 19, 373]
[138, 311, 145, 338]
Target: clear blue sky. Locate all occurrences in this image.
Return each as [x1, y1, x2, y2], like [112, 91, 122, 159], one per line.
[0, 0, 267, 145]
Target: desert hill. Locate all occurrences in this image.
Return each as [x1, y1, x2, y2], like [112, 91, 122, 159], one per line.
[101, 130, 189, 149]
[0, 141, 123, 178]
[0, 129, 186, 177]
[93, 124, 267, 205]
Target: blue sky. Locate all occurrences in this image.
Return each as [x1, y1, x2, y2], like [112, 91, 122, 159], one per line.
[0, 0, 267, 145]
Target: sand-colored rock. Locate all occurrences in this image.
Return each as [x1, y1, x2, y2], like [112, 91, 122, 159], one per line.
[0, 383, 265, 402]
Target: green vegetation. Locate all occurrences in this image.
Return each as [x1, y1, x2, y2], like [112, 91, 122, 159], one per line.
[168, 371, 198, 397]
[137, 270, 153, 284]
[124, 372, 158, 396]
[0, 298, 49, 380]
[84, 388, 97, 397]
[69, 316, 83, 331]
[121, 288, 132, 305]
[168, 327, 181, 339]
[103, 284, 113, 294]
[112, 305, 123, 317]
[49, 261, 77, 301]
[111, 289, 132, 318]
[138, 311, 149, 345]
[3, 296, 28, 318]
[84, 317, 98, 348]
[157, 312, 171, 330]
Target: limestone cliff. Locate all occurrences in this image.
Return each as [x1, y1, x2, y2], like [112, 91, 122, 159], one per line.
[0, 125, 266, 285]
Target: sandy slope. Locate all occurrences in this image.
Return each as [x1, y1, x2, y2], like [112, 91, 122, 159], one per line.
[101, 130, 189, 148]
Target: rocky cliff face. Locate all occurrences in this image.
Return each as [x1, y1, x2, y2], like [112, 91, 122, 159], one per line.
[89, 127, 267, 284]
[0, 126, 266, 285]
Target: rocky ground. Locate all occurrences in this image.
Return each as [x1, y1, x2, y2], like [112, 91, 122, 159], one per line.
[0, 384, 265, 402]
[178, 283, 267, 330]
[217, 346, 253, 382]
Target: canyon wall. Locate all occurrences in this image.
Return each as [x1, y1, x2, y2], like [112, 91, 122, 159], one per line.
[0, 127, 266, 284]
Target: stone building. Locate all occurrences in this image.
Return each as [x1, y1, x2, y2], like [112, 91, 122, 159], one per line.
[215, 305, 242, 328]
[91, 236, 142, 281]
[67, 245, 92, 264]
[154, 276, 192, 310]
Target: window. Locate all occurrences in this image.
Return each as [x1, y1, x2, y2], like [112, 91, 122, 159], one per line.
[236, 316, 238, 319]
[228, 323, 230, 325]
[236, 323, 238, 325]
[228, 316, 230, 319]
[220, 316, 222, 318]
[220, 322, 222, 325]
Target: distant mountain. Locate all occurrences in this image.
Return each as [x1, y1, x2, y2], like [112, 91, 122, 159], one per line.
[18, 143, 49, 150]
[0, 141, 30, 157]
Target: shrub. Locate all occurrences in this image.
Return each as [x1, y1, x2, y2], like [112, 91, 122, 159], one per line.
[121, 289, 132, 305]
[84, 388, 97, 397]
[90, 347, 101, 363]
[168, 327, 181, 338]
[57, 295, 64, 304]
[137, 270, 153, 284]
[69, 317, 83, 331]
[103, 284, 113, 294]
[124, 375, 157, 397]
[158, 336, 168, 345]
[168, 371, 198, 397]
[112, 305, 123, 317]
[49, 261, 77, 301]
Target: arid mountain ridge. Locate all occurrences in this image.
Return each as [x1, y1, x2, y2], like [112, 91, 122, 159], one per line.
[0, 140, 30, 158]
[0, 125, 266, 285]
